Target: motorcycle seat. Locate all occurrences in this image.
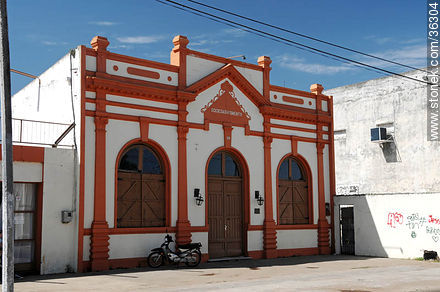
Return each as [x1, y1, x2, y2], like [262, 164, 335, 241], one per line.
[178, 242, 201, 250]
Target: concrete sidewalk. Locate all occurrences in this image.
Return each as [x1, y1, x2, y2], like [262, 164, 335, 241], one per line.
[9, 255, 440, 291]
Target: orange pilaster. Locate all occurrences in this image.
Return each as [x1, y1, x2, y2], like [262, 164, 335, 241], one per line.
[90, 36, 110, 271]
[90, 115, 110, 271]
[259, 58, 277, 258]
[262, 117, 277, 258]
[316, 142, 331, 254]
[176, 102, 192, 245]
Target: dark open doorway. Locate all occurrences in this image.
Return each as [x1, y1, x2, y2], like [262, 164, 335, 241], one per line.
[340, 206, 355, 255]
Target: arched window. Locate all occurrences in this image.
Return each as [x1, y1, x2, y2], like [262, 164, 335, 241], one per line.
[208, 152, 241, 177]
[278, 157, 310, 225]
[117, 144, 165, 228]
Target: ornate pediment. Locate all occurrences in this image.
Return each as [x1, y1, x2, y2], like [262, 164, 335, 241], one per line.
[201, 81, 250, 126]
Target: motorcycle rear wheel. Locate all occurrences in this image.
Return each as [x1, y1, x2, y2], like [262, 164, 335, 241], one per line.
[147, 252, 163, 268]
[185, 250, 202, 267]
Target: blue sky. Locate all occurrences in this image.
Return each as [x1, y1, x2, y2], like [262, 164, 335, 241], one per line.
[8, 0, 425, 94]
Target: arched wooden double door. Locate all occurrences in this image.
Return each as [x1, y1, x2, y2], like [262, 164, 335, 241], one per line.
[207, 151, 244, 258]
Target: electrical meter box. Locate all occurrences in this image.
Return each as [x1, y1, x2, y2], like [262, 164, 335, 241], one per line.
[61, 210, 73, 223]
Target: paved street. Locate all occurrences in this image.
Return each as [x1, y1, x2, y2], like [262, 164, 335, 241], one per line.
[10, 255, 440, 292]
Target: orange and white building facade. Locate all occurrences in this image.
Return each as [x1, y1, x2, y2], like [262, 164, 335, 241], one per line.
[11, 35, 335, 273]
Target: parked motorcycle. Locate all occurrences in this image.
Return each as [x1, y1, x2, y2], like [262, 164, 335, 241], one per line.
[147, 234, 202, 268]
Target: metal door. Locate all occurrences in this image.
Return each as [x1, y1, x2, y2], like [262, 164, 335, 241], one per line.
[340, 206, 355, 255]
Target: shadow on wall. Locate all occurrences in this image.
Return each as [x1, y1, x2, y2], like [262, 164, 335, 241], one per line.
[380, 136, 401, 163]
[334, 195, 387, 257]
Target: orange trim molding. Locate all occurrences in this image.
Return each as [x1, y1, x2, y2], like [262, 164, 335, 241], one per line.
[0, 145, 44, 163]
[282, 95, 304, 105]
[127, 67, 160, 79]
[139, 118, 150, 142]
[223, 124, 233, 148]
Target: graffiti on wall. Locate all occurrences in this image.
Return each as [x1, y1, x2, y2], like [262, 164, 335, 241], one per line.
[387, 211, 439, 243]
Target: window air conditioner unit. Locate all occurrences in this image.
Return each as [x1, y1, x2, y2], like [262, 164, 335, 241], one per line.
[370, 127, 389, 143]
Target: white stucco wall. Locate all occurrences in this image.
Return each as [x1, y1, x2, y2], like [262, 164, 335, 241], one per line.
[186, 55, 224, 86]
[276, 229, 318, 249]
[0, 162, 42, 182]
[109, 233, 176, 259]
[187, 124, 223, 227]
[12, 47, 82, 148]
[40, 148, 77, 274]
[232, 128, 265, 225]
[248, 231, 263, 251]
[334, 193, 440, 259]
[191, 232, 208, 254]
[235, 66, 263, 95]
[83, 116, 95, 229]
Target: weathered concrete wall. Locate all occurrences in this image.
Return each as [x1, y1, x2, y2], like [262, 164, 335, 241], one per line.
[326, 69, 440, 258]
[325, 69, 438, 195]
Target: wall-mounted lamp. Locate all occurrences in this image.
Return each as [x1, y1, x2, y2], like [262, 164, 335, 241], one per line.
[255, 191, 264, 206]
[194, 188, 204, 206]
[325, 202, 331, 216]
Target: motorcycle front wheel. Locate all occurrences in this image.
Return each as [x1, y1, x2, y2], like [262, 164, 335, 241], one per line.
[147, 252, 163, 268]
[185, 250, 202, 267]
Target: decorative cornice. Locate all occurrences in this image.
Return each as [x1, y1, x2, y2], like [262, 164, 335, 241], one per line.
[85, 75, 196, 103]
[259, 105, 332, 124]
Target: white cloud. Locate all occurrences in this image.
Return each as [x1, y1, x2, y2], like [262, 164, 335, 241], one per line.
[116, 35, 165, 44]
[41, 40, 68, 46]
[108, 44, 131, 50]
[277, 55, 354, 74]
[89, 21, 118, 26]
[365, 44, 426, 68]
[221, 28, 247, 38]
[364, 35, 393, 45]
[191, 39, 233, 47]
[144, 51, 169, 59]
[399, 38, 424, 45]
[42, 41, 57, 46]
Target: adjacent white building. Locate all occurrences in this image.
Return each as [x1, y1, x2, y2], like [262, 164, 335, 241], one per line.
[326, 68, 440, 259]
